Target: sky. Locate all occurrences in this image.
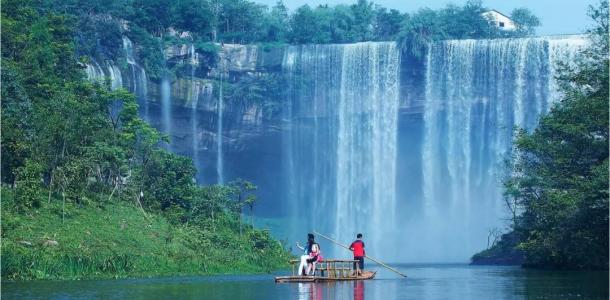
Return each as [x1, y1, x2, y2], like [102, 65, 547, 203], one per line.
[257, 0, 598, 36]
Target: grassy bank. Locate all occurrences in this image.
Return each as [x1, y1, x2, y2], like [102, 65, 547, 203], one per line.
[470, 232, 524, 266]
[1, 189, 292, 280]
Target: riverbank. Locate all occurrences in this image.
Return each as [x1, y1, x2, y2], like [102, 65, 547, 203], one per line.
[470, 232, 524, 266]
[1, 189, 292, 281]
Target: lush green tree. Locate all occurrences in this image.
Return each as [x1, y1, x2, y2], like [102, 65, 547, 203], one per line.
[1, 1, 294, 281]
[397, 8, 440, 57]
[502, 0, 608, 269]
[1, 63, 32, 184]
[217, 0, 267, 43]
[441, 1, 498, 39]
[227, 179, 257, 235]
[288, 5, 320, 44]
[33, 0, 539, 53]
[138, 150, 196, 210]
[372, 6, 404, 41]
[349, 0, 374, 41]
[171, 0, 215, 39]
[1, 0, 198, 213]
[329, 5, 356, 43]
[510, 8, 541, 36]
[262, 1, 290, 42]
[130, 0, 174, 35]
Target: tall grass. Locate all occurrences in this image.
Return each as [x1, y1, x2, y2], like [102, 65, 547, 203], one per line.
[1, 189, 292, 280]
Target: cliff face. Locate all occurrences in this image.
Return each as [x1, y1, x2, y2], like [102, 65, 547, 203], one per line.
[92, 40, 423, 176]
[86, 34, 586, 262]
[86, 38, 426, 220]
[87, 39, 425, 159]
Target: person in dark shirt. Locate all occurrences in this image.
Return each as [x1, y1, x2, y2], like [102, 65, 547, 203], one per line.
[296, 233, 321, 276]
[349, 233, 365, 276]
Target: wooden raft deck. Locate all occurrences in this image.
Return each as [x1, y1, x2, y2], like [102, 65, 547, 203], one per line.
[274, 259, 376, 283]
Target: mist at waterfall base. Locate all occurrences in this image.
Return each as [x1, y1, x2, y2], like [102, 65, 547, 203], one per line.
[86, 36, 585, 263]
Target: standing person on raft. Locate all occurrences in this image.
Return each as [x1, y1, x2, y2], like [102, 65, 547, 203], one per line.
[296, 233, 321, 276]
[350, 233, 365, 276]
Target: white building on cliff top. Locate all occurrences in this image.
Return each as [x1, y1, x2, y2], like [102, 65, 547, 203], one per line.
[482, 10, 517, 31]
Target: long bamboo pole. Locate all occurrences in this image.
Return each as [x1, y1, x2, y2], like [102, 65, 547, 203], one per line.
[313, 231, 407, 278]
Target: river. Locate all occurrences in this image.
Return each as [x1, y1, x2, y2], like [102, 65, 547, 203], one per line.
[3, 264, 608, 299]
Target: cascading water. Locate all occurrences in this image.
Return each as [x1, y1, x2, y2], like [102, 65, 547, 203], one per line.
[85, 59, 122, 90]
[283, 42, 400, 259]
[189, 44, 201, 182]
[547, 36, 588, 101]
[160, 45, 173, 150]
[85, 60, 105, 82]
[106, 62, 123, 90]
[420, 36, 586, 261]
[81, 35, 586, 263]
[282, 44, 342, 247]
[217, 56, 225, 184]
[122, 36, 149, 120]
[161, 74, 172, 150]
[337, 43, 400, 257]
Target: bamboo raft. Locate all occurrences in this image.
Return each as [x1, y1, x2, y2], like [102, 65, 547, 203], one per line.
[274, 259, 376, 283]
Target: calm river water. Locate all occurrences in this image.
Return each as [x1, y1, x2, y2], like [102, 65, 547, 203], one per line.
[3, 264, 608, 299]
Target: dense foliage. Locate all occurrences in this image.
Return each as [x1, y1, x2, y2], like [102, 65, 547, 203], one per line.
[19, 0, 542, 82]
[2, 189, 290, 280]
[1, 0, 291, 280]
[35, 0, 540, 60]
[473, 1, 609, 270]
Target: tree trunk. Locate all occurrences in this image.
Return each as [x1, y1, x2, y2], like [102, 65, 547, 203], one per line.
[62, 190, 66, 224]
[136, 191, 149, 220]
[48, 170, 54, 204]
[108, 178, 118, 202]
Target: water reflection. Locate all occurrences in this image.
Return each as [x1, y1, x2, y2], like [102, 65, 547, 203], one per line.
[2, 265, 608, 300]
[297, 283, 323, 300]
[354, 280, 365, 300]
[295, 280, 367, 300]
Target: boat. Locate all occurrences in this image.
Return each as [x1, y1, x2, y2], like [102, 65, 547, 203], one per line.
[274, 259, 377, 283]
[275, 270, 376, 283]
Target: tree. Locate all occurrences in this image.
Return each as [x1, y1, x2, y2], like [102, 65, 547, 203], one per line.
[244, 194, 256, 227]
[504, 0, 608, 269]
[372, 6, 404, 41]
[228, 179, 257, 235]
[510, 8, 541, 36]
[288, 5, 319, 44]
[398, 1, 500, 57]
[349, 0, 374, 41]
[131, 0, 174, 35]
[170, 0, 215, 39]
[217, 0, 266, 43]
[262, 1, 289, 42]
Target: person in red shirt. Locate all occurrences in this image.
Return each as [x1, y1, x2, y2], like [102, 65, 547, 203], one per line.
[349, 233, 365, 276]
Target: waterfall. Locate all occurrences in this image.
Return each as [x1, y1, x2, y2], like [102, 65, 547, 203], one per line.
[122, 36, 149, 120]
[85, 60, 105, 82]
[79, 35, 586, 262]
[85, 59, 122, 90]
[140, 69, 149, 121]
[547, 36, 588, 102]
[106, 62, 123, 90]
[217, 56, 225, 184]
[189, 44, 201, 182]
[283, 42, 400, 258]
[336, 43, 400, 257]
[122, 36, 137, 65]
[421, 35, 586, 261]
[283, 44, 342, 252]
[161, 73, 172, 150]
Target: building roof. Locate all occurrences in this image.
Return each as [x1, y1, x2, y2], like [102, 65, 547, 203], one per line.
[483, 9, 513, 21]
